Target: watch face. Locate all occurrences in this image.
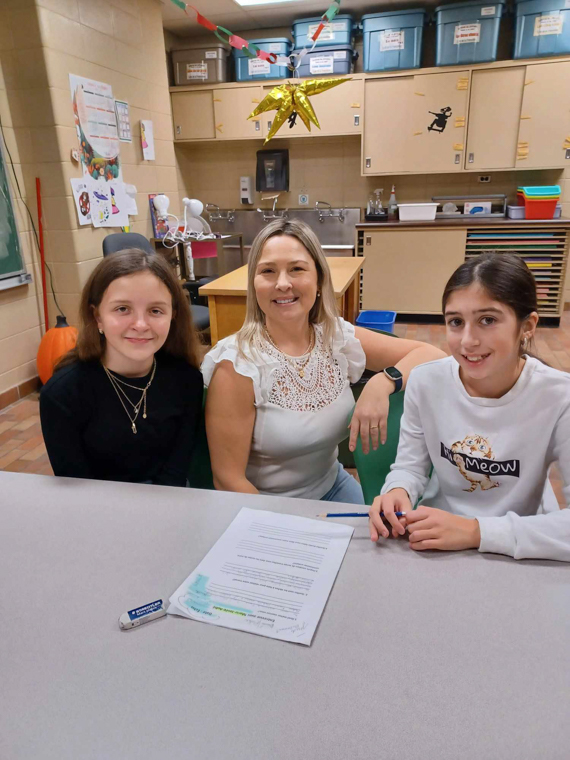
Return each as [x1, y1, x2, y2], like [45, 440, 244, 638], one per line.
[385, 366, 402, 381]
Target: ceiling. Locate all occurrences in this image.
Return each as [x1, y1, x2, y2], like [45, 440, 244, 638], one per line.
[161, 0, 442, 36]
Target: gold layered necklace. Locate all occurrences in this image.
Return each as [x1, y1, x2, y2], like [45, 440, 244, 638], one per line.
[263, 326, 315, 378]
[103, 358, 157, 434]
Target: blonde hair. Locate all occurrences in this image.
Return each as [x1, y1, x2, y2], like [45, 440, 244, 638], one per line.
[236, 218, 340, 354]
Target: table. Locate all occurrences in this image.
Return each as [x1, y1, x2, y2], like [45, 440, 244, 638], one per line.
[1, 472, 569, 760]
[199, 256, 365, 345]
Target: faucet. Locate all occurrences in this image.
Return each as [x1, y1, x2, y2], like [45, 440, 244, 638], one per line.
[315, 200, 345, 223]
[257, 195, 288, 222]
[205, 203, 235, 223]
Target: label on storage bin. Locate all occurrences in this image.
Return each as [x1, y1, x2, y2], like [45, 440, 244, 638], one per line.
[380, 30, 405, 51]
[186, 63, 208, 80]
[248, 58, 271, 75]
[333, 50, 347, 59]
[454, 23, 481, 44]
[533, 14, 564, 36]
[268, 43, 282, 52]
[481, 6, 496, 15]
[310, 55, 334, 74]
[205, 51, 217, 58]
[308, 21, 347, 41]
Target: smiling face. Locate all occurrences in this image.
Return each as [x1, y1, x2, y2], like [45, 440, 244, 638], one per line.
[253, 234, 319, 328]
[94, 270, 173, 376]
[444, 283, 536, 395]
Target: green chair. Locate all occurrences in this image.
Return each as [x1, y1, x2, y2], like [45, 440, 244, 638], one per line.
[187, 387, 215, 490]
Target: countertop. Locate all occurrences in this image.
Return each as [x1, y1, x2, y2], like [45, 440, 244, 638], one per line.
[357, 217, 570, 228]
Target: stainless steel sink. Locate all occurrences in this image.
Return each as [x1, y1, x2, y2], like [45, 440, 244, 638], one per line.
[193, 207, 360, 277]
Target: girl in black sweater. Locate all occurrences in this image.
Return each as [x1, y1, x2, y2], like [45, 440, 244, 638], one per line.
[40, 248, 203, 487]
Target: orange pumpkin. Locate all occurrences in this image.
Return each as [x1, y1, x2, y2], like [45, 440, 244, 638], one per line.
[37, 315, 78, 384]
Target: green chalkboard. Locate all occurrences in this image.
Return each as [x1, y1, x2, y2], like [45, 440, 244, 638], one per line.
[0, 135, 25, 282]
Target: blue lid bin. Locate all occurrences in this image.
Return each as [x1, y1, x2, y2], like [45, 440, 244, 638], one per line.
[292, 44, 356, 77]
[362, 9, 426, 72]
[233, 38, 291, 81]
[513, 0, 570, 58]
[435, 1, 505, 66]
[356, 310, 397, 333]
[293, 14, 354, 49]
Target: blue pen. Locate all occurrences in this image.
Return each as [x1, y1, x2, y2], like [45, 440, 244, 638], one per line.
[317, 511, 405, 518]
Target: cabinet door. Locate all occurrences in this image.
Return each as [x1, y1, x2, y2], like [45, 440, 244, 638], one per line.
[409, 70, 469, 173]
[516, 61, 570, 168]
[213, 87, 264, 140]
[262, 79, 364, 139]
[363, 77, 414, 174]
[466, 67, 525, 170]
[361, 228, 466, 313]
[172, 91, 215, 141]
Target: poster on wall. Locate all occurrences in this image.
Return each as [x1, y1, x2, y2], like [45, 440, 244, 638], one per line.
[69, 74, 121, 182]
[140, 120, 155, 160]
[70, 178, 93, 226]
[114, 99, 132, 143]
[90, 181, 129, 228]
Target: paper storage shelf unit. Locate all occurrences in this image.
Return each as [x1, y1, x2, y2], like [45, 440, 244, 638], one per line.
[464, 225, 570, 317]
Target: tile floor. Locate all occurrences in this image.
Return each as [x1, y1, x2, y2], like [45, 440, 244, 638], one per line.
[1, 314, 568, 504]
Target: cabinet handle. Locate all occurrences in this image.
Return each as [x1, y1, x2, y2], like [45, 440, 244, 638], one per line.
[268, 120, 272, 130]
[354, 115, 360, 127]
[454, 154, 461, 165]
[365, 157, 371, 169]
[566, 149, 570, 160]
[468, 153, 474, 163]
[176, 125, 181, 135]
[254, 121, 260, 131]
[365, 236, 371, 246]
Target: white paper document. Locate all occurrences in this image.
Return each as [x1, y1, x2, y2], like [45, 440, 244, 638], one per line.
[168, 507, 353, 645]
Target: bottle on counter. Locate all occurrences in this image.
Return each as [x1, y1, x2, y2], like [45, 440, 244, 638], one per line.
[388, 185, 398, 220]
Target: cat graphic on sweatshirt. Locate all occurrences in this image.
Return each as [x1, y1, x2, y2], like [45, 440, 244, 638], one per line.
[451, 434, 500, 492]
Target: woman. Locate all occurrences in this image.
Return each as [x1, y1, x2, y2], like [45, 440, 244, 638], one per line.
[203, 219, 445, 503]
[40, 248, 203, 487]
[369, 253, 570, 561]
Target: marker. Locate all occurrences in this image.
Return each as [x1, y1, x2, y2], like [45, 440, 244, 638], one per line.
[317, 511, 406, 519]
[119, 599, 166, 630]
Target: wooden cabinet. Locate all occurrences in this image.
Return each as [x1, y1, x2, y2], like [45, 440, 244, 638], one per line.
[465, 67, 526, 170]
[262, 78, 364, 139]
[359, 227, 466, 313]
[363, 70, 468, 174]
[516, 61, 570, 169]
[172, 91, 215, 140]
[212, 86, 264, 140]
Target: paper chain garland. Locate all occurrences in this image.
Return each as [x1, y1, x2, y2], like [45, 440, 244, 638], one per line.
[169, 0, 342, 69]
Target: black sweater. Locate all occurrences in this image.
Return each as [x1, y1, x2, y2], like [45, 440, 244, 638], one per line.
[40, 353, 203, 487]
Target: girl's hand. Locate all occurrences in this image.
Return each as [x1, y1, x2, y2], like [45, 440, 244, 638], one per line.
[405, 506, 481, 552]
[348, 374, 393, 454]
[369, 488, 412, 540]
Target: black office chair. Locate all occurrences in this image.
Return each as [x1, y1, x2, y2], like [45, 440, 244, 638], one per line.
[101, 232, 210, 331]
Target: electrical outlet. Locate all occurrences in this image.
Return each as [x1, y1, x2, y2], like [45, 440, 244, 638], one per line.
[298, 193, 309, 206]
[478, 175, 491, 183]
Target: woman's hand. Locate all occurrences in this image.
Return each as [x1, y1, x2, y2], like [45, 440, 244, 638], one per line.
[349, 373, 393, 454]
[405, 506, 481, 552]
[369, 488, 412, 540]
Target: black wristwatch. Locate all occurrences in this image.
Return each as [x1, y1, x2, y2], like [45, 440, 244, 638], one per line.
[383, 366, 403, 394]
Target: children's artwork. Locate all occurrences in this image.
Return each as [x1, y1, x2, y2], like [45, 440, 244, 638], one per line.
[70, 74, 121, 182]
[149, 193, 169, 238]
[70, 178, 93, 226]
[115, 100, 132, 143]
[90, 181, 129, 228]
[140, 120, 155, 160]
[427, 107, 452, 133]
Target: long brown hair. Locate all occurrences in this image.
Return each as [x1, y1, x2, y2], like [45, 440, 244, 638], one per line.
[57, 248, 201, 370]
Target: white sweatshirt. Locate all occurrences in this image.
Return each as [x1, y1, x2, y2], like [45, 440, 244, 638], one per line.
[381, 355, 570, 561]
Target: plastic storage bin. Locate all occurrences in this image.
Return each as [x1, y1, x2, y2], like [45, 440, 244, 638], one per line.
[397, 202, 438, 221]
[356, 310, 398, 333]
[435, 1, 505, 65]
[233, 38, 291, 81]
[172, 43, 230, 85]
[507, 204, 526, 219]
[514, 0, 570, 59]
[291, 44, 356, 77]
[361, 9, 426, 72]
[293, 14, 354, 49]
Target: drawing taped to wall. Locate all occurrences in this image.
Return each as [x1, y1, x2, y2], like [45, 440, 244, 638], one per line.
[428, 106, 452, 133]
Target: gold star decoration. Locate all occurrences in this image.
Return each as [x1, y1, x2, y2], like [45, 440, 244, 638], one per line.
[248, 78, 350, 143]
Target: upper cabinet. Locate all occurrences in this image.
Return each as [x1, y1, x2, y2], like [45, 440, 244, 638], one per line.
[212, 86, 264, 140]
[516, 61, 570, 169]
[172, 91, 215, 140]
[363, 70, 468, 174]
[262, 78, 364, 139]
[465, 67, 526, 170]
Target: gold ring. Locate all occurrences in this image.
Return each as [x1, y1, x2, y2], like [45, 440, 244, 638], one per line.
[370, 425, 379, 429]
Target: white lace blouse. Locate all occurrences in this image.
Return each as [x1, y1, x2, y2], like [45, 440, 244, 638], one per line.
[202, 318, 366, 500]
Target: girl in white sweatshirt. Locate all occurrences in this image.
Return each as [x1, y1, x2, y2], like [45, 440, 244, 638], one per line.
[369, 253, 570, 561]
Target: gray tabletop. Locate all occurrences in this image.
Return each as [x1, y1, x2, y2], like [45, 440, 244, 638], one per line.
[1, 472, 569, 760]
